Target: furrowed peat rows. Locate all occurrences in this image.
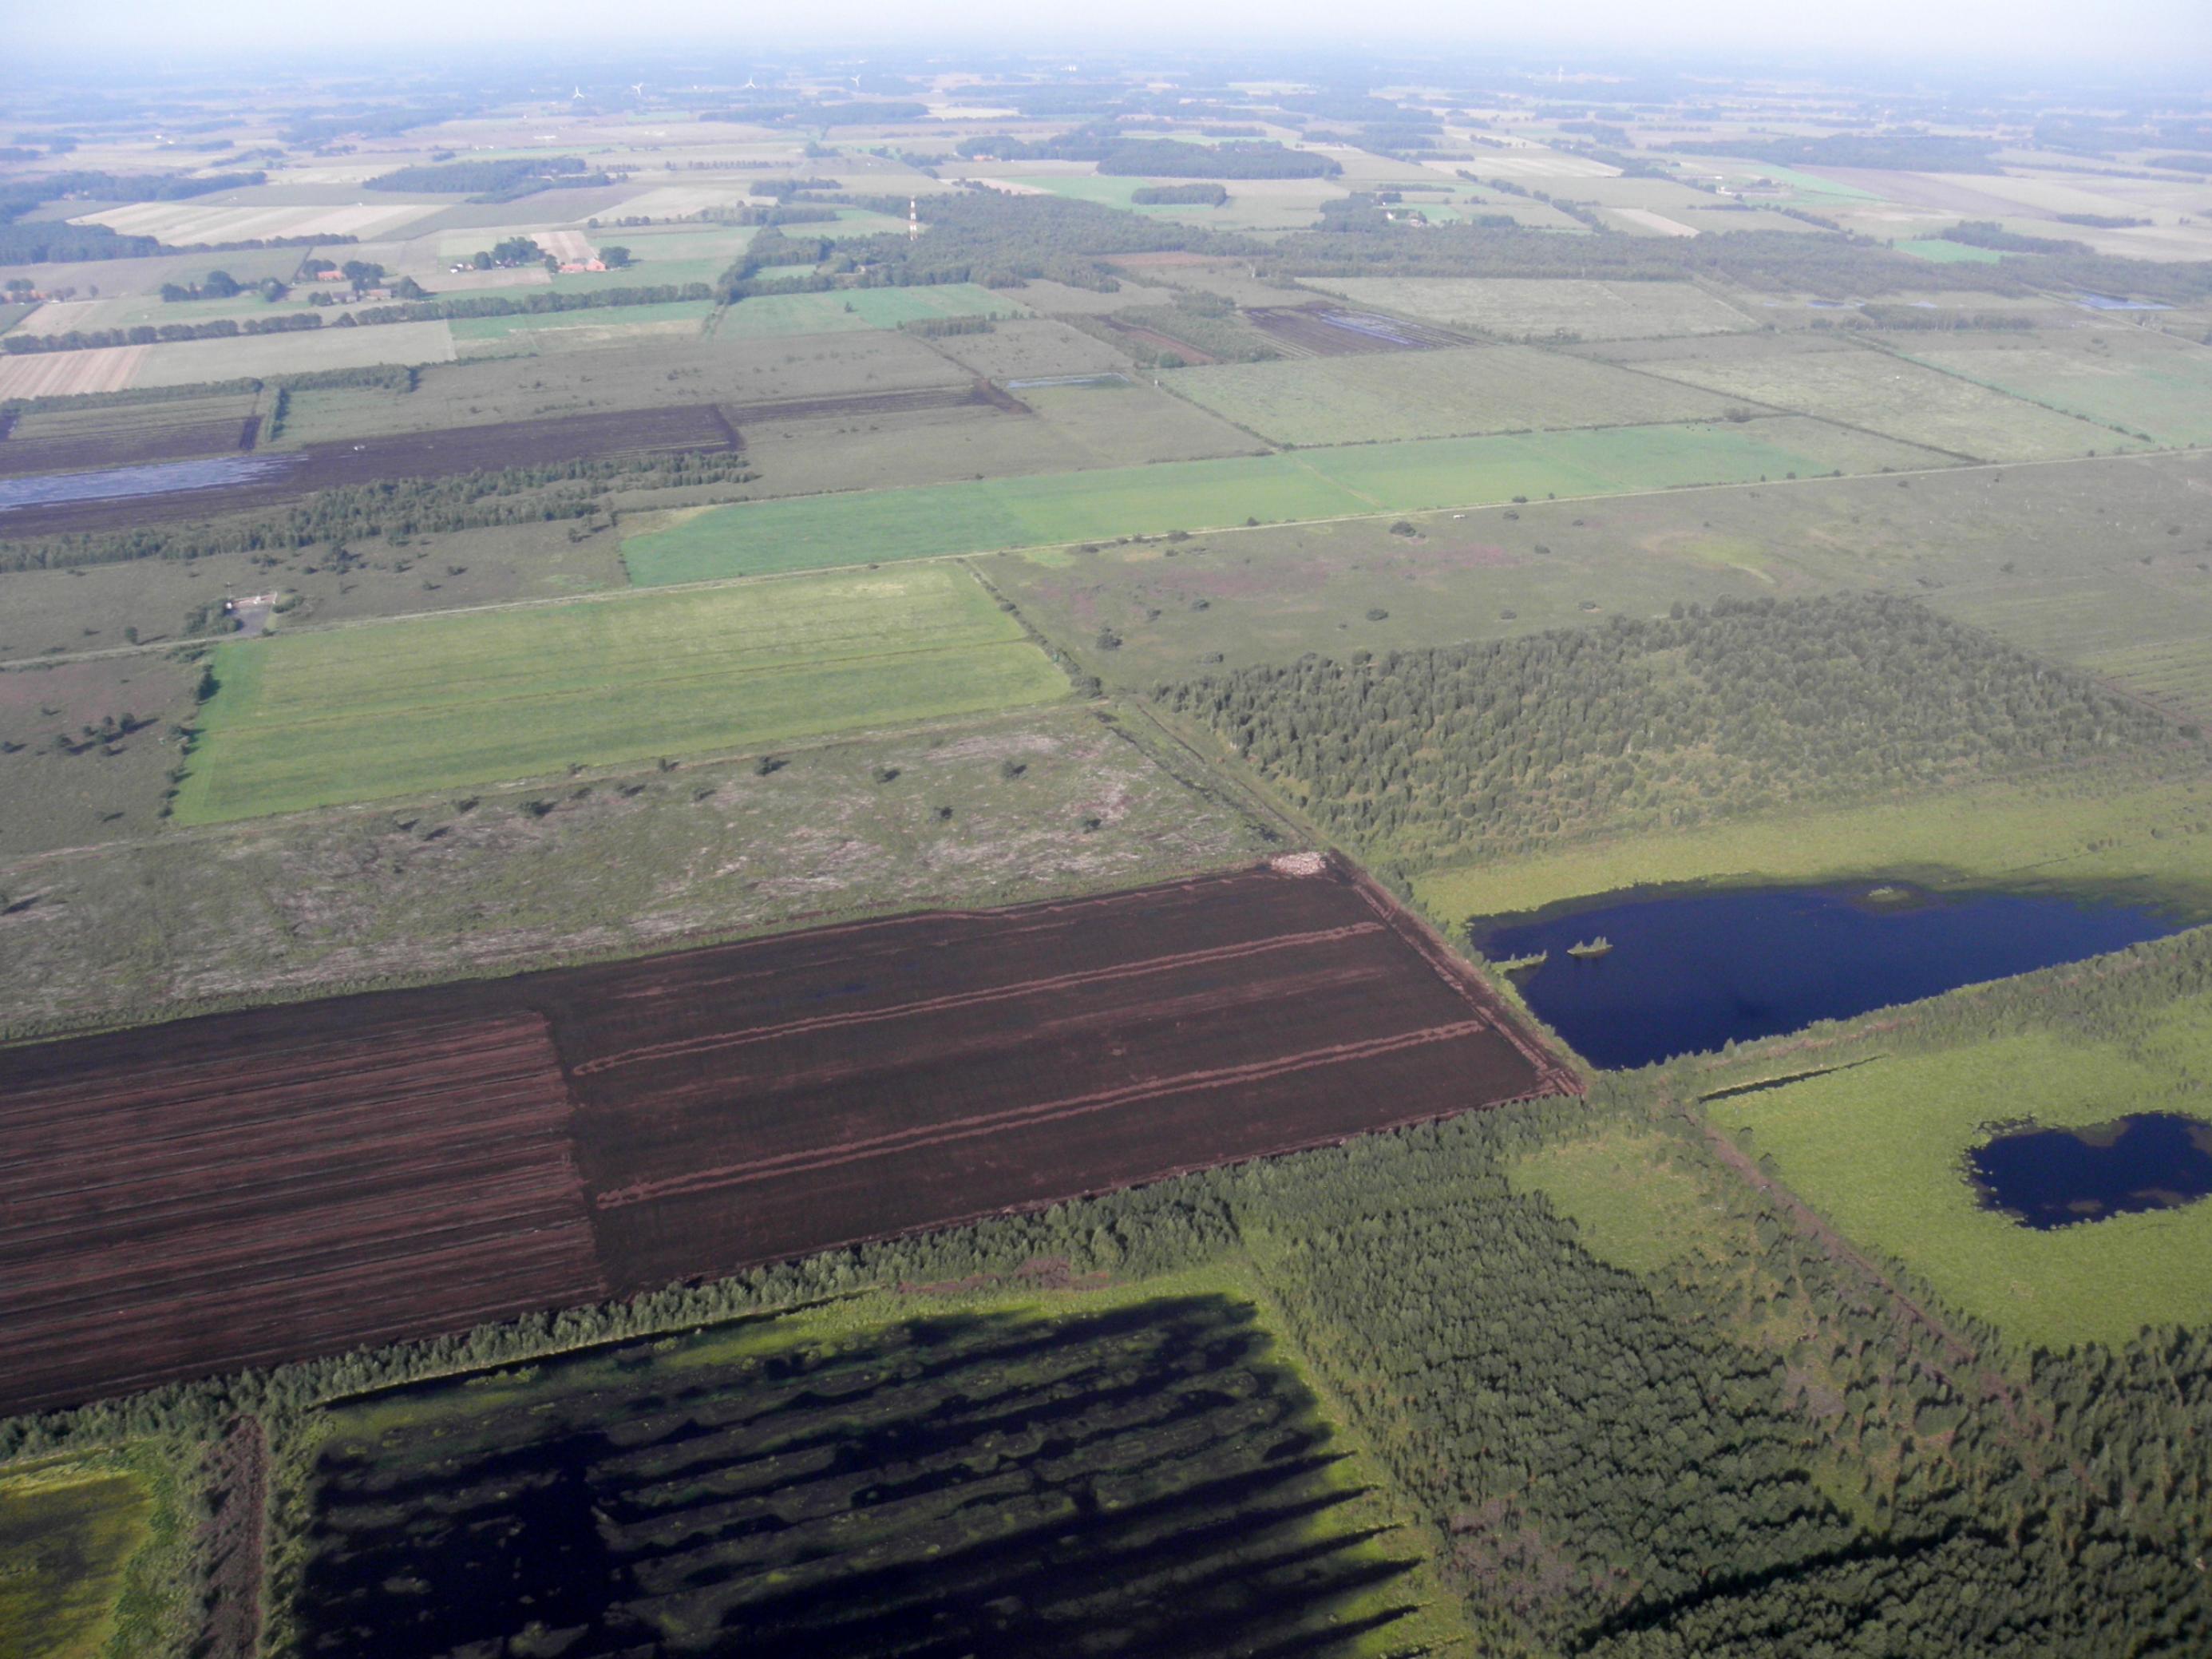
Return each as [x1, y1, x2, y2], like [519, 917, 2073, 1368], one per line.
[0, 861, 1574, 1415]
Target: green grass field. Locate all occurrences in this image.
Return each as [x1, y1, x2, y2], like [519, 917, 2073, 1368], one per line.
[623, 418, 1949, 585]
[714, 283, 1027, 339]
[172, 567, 1067, 823]
[1707, 1030, 2212, 1350]
[0, 1458, 156, 1659]
[1161, 346, 1741, 446]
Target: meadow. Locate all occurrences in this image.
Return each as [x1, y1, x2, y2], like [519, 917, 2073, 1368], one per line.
[171, 566, 1068, 823]
[623, 418, 1949, 585]
[445, 298, 714, 342]
[1625, 338, 2140, 461]
[1901, 331, 2212, 447]
[1161, 344, 1743, 446]
[1707, 1030, 2212, 1350]
[714, 283, 1027, 339]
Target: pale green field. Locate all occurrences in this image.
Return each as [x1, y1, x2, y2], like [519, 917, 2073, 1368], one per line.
[1161, 346, 1742, 446]
[1894, 239, 2005, 264]
[447, 299, 714, 341]
[130, 319, 458, 386]
[624, 418, 1948, 585]
[1709, 1031, 2212, 1350]
[173, 567, 1067, 823]
[1628, 341, 2137, 461]
[715, 283, 1027, 339]
[1421, 770, 2212, 925]
[1309, 277, 1756, 340]
[1902, 333, 2212, 447]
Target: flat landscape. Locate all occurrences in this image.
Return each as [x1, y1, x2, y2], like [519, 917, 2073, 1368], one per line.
[9, 41, 2212, 1659]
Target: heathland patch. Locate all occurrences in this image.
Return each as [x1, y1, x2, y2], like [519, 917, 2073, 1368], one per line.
[172, 566, 1066, 822]
[622, 419, 1949, 585]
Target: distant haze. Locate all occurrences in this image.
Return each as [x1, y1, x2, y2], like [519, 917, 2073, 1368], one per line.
[10, 0, 2210, 70]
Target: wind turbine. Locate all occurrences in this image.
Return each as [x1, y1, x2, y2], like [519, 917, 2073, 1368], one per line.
[572, 85, 586, 101]
[630, 82, 645, 97]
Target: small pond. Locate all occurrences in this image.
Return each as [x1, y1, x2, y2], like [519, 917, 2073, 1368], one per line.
[1474, 882, 2186, 1070]
[1970, 1113, 2212, 1229]
[0, 454, 298, 515]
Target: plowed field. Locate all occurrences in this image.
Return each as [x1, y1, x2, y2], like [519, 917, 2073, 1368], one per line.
[0, 860, 1573, 1414]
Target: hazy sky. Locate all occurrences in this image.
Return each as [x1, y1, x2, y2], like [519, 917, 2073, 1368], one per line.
[12, 0, 2210, 69]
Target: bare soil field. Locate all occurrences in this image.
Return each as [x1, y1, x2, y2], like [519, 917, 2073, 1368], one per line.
[565, 858, 1574, 1289]
[0, 394, 262, 479]
[1244, 303, 1470, 355]
[0, 860, 1572, 1412]
[0, 1008, 605, 1415]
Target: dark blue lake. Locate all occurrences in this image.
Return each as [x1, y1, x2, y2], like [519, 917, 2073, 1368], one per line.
[1970, 1113, 2212, 1229]
[1476, 884, 2186, 1070]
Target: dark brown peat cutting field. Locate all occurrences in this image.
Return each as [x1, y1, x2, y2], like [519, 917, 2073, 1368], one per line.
[0, 858, 1573, 1414]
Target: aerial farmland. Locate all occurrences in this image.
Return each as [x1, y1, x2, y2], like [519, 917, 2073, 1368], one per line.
[5, 28, 2212, 1659]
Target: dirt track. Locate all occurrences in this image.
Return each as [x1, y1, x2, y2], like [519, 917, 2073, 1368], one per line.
[0, 861, 1575, 1414]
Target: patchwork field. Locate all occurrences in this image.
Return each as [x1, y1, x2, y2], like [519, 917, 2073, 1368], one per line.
[1310, 277, 1757, 340]
[173, 566, 1066, 822]
[0, 861, 1569, 1412]
[1163, 345, 1742, 445]
[292, 1295, 1431, 1659]
[1901, 332, 2212, 447]
[1707, 1028, 2212, 1350]
[1626, 339, 2139, 461]
[624, 418, 1948, 584]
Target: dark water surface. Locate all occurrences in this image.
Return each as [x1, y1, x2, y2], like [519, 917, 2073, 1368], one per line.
[1477, 883, 2186, 1070]
[1970, 1113, 2212, 1229]
[0, 453, 297, 514]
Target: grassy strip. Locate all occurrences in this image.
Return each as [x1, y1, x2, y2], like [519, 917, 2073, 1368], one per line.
[1419, 769, 2212, 925]
[622, 418, 1945, 586]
